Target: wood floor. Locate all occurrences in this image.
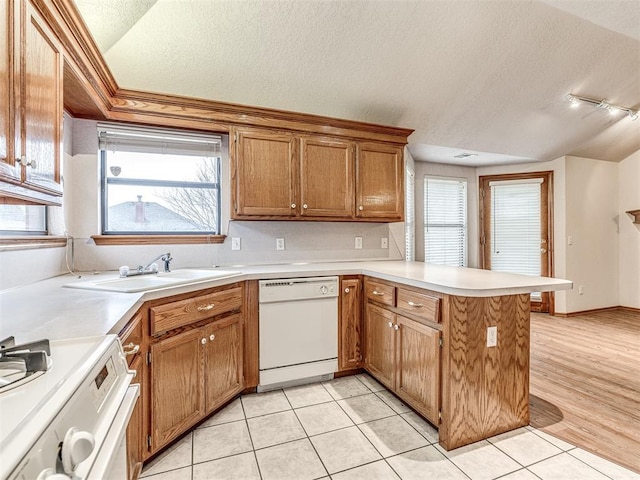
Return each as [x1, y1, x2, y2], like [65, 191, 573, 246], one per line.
[529, 308, 640, 473]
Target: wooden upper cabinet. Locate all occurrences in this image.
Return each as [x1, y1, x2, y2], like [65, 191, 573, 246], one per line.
[233, 127, 405, 222]
[356, 142, 404, 221]
[233, 127, 296, 217]
[299, 136, 354, 218]
[19, 1, 63, 195]
[0, 0, 62, 203]
[0, 0, 15, 181]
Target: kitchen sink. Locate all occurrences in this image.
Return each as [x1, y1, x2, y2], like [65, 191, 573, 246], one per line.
[64, 269, 242, 293]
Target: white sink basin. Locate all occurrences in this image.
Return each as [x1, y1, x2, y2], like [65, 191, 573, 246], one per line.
[65, 269, 242, 293]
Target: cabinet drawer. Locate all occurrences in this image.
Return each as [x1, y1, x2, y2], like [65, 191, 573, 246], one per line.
[151, 286, 243, 335]
[397, 289, 440, 323]
[365, 280, 395, 306]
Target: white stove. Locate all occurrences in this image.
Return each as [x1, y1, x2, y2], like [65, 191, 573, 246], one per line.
[0, 335, 138, 480]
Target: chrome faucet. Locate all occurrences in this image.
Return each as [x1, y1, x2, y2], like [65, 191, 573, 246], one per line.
[120, 252, 172, 277]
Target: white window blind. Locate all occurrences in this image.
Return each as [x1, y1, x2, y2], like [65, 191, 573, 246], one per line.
[405, 168, 415, 261]
[490, 179, 542, 278]
[424, 177, 467, 266]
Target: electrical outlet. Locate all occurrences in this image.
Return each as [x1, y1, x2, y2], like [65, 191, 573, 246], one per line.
[355, 237, 363, 249]
[231, 237, 241, 251]
[568, 235, 573, 245]
[381, 237, 388, 249]
[276, 238, 285, 251]
[487, 326, 497, 347]
[578, 285, 584, 295]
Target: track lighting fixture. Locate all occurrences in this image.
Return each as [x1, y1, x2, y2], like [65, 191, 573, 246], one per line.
[566, 94, 638, 121]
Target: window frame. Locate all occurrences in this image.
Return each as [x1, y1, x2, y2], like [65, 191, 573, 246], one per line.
[424, 175, 468, 267]
[97, 124, 225, 243]
[0, 204, 48, 236]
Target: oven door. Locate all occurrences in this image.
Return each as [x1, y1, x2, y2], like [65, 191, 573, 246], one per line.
[87, 384, 139, 480]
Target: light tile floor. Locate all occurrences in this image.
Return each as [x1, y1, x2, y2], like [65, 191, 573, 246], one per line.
[140, 374, 640, 480]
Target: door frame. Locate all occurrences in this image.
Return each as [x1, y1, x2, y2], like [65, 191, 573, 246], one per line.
[479, 171, 554, 314]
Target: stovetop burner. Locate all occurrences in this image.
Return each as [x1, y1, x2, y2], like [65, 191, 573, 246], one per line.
[0, 336, 51, 392]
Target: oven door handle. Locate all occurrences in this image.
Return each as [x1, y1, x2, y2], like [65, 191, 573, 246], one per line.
[85, 383, 139, 479]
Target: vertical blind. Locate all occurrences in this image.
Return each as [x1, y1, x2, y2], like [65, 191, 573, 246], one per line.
[405, 168, 415, 261]
[490, 179, 542, 279]
[424, 177, 467, 266]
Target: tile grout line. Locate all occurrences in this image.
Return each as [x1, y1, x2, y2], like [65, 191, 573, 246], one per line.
[241, 391, 266, 480]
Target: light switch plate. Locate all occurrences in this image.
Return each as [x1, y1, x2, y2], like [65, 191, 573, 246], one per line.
[355, 237, 363, 249]
[231, 237, 241, 251]
[487, 326, 497, 347]
[276, 238, 285, 251]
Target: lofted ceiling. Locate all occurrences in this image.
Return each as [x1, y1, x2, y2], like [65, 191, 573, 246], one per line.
[74, 0, 640, 167]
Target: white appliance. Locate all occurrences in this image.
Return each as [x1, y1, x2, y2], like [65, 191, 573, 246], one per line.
[0, 335, 138, 480]
[259, 276, 339, 391]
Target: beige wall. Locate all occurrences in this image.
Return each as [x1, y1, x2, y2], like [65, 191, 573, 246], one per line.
[618, 150, 640, 309]
[564, 156, 619, 312]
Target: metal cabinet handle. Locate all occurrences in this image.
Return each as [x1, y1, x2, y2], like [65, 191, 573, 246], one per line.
[394, 324, 399, 330]
[123, 343, 140, 356]
[291, 203, 296, 208]
[16, 156, 36, 168]
[344, 287, 350, 293]
[540, 248, 547, 253]
[372, 290, 385, 296]
[358, 205, 364, 211]
[201, 338, 207, 345]
[388, 321, 393, 328]
[197, 303, 215, 311]
[303, 204, 308, 209]
[407, 301, 423, 308]
[209, 334, 215, 341]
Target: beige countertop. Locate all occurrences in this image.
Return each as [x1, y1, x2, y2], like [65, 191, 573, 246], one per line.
[0, 261, 572, 343]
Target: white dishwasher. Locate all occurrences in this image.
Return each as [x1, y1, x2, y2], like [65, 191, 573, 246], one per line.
[259, 276, 339, 391]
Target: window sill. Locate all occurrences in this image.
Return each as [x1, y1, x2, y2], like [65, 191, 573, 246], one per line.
[91, 235, 226, 246]
[0, 236, 68, 251]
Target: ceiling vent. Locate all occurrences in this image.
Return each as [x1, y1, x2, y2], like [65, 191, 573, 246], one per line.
[453, 153, 479, 159]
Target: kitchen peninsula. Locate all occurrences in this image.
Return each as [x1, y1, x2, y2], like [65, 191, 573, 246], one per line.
[0, 261, 571, 456]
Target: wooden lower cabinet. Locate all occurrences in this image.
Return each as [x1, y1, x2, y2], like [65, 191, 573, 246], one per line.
[119, 312, 146, 480]
[126, 354, 144, 480]
[151, 327, 205, 451]
[204, 314, 244, 412]
[395, 315, 440, 425]
[150, 313, 244, 453]
[364, 303, 396, 389]
[364, 302, 441, 426]
[338, 277, 363, 371]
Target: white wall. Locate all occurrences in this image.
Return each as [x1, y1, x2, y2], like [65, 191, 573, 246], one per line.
[564, 156, 619, 312]
[618, 150, 640, 309]
[414, 162, 479, 267]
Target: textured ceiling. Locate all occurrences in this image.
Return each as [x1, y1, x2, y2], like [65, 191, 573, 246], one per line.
[74, 0, 640, 166]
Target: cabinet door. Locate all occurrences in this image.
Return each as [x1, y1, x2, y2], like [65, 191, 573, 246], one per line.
[0, 0, 17, 181]
[364, 303, 396, 389]
[126, 354, 144, 480]
[233, 128, 296, 217]
[339, 277, 362, 370]
[204, 313, 244, 414]
[18, 1, 62, 195]
[151, 327, 205, 451]
[396, 315, 440, 425]
[355, 142, 403, 221]
[299, 137, 354, 218]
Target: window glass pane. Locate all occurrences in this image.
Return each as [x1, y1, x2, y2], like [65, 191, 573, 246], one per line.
[424, 177, 467, 266]
[101, 125, 222, 235]
[490, 181, 541, 277]
[0, 205, 47, 234]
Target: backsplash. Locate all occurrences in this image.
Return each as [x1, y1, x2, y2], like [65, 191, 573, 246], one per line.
[70, 220, 404, 272]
